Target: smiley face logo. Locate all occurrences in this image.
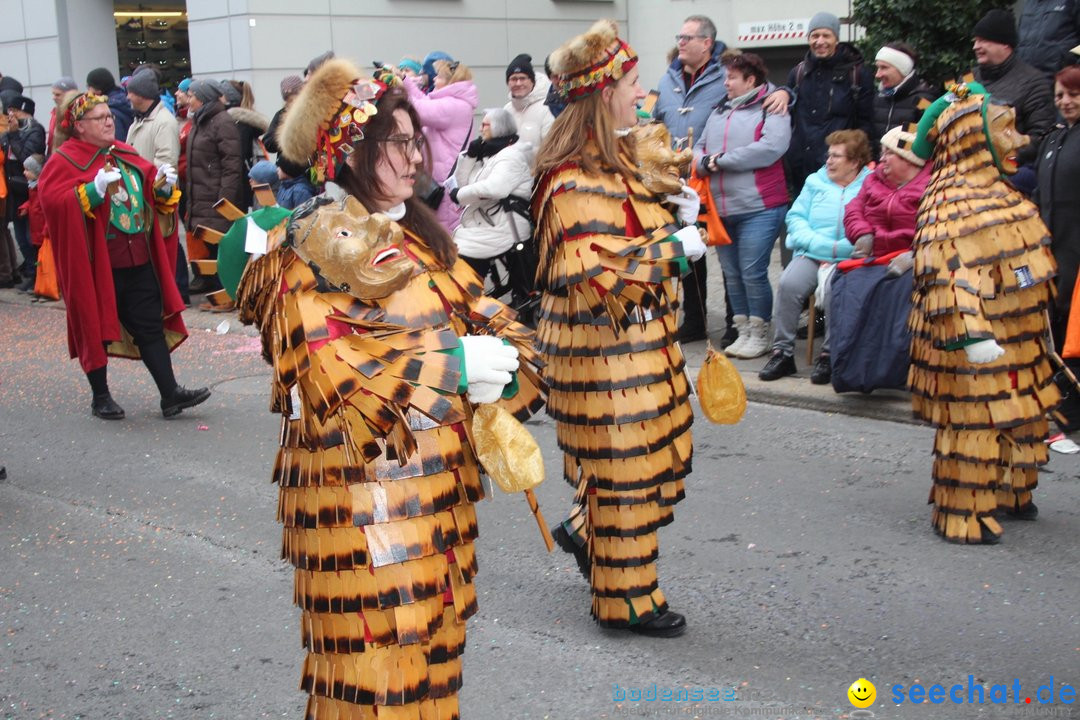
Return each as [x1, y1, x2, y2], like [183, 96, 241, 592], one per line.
[848, 678, 876, 708]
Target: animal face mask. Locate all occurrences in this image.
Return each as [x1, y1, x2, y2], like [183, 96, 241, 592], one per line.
[986, 103, 1028, 175]
[634, 123, 693, 195]
[289, 194, 414, 299]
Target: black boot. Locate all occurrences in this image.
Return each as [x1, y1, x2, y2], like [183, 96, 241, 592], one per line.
[759, 351, 796, 381]
[91, 392, 125, 420]
[552, 523, 590, 580]
[810, 353, 832, 385]
[161, 385, 211, 418]
[627, 610, 687, 638]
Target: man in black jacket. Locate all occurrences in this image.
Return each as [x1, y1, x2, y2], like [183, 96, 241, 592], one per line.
[972, 9, 1056, 169]
[768, 12, 875, 197]
[3, 95, 45, 290]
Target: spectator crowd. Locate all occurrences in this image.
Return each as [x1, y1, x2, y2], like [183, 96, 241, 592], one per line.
[2, 4, 1079, 425]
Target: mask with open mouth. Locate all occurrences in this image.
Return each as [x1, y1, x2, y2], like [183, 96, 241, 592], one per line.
[288, 193, 415, 299]
[986, 102, 1028, 175]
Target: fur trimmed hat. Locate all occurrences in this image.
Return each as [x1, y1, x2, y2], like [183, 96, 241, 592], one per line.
[548, 19, 638, 103]
[278, 57, 400, 183]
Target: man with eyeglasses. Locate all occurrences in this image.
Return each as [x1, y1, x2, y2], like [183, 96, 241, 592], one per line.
[37, 92, 210, 420]
[653, 15, 731, 345]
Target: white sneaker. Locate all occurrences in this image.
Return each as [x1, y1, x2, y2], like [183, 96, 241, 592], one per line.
[724, 315, 750, 357]
[733, 316, 770, 359]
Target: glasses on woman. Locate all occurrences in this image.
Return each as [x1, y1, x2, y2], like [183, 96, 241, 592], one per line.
[80, 112, 114, 124]
[379, 133, 426, 156]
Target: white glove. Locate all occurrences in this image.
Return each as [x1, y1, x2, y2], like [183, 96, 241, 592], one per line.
[965, 338, 1005, 364]
[459, 335, 519, 404]
[664, 182, 700, 226]
[672, 225, 706, 263]
[442, 174, 458, 193]
[94, 167, 122, 197]
[158, 162, 178, 191]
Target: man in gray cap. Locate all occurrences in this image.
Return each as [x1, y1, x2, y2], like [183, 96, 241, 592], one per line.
[183, 78, 243, 305]
[765, 11, 875, 197]
[126, 69, 186, 303]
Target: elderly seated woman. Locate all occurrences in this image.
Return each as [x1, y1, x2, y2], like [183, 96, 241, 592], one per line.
[759, 129, 871, 383]
[823, 126, 933, 391]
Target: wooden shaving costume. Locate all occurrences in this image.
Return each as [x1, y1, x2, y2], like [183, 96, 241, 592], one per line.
[536, 20, 696, 628]
[909, 81, 1059, 544]
[235, 59, 544, 720]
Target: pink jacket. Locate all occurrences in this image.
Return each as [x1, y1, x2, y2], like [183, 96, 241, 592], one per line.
[843, 163, 931, 257]
[405, 78, 478, 231]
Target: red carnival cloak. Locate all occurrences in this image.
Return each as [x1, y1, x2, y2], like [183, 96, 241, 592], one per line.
[37, 138, 187, 373]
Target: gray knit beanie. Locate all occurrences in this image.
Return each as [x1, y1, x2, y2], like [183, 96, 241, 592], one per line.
[190, 79, 222, 105]
[808, 12, 840, 38]
[126, 70, 159, 100]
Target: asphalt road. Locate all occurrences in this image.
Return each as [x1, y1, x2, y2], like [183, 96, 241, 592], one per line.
[1, 300, 1078, 720]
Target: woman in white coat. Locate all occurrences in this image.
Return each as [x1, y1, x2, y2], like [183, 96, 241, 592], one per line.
[450, 107, 535, 303]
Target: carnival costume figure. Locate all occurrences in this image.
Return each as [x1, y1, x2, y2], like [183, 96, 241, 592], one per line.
[234, 58, 545, 719]
[37, 91, 209, 420]
[534, 20, 708, 637]
[909, 80, 1060, 544]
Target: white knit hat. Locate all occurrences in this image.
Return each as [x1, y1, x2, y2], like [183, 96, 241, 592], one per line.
[880, 126, 925, 167]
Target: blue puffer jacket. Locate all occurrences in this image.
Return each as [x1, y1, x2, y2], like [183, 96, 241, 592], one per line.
[785, 164, 870, 262]
[653, 41, 728, 146]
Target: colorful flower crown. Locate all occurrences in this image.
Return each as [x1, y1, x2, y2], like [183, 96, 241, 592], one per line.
[551, 20, 639, 103]
[61, 93, 108, 133]
[314, 67, 402, 183]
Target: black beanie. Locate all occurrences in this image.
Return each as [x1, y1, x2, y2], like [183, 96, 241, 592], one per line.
[973, 9, 1018, 47]
[506, 53, 536, 83]
[86, 67, 117, 94]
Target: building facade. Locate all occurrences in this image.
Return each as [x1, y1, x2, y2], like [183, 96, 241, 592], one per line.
[0, 0, 852, 124]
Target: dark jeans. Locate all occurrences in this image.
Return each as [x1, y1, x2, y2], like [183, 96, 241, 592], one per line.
[12, 217, 35, 278]
[0, 223, 18, 282]
[175, 242, 190, 302]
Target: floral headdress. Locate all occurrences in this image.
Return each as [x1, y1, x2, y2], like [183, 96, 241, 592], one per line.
[549, 19, 639, 102]
[61, 92, 108, 134]
[278, 59, 402, 183]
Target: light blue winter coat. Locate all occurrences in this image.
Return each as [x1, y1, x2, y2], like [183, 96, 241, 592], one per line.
[785, 164, 870, 262]
[652, 42, 728, 147]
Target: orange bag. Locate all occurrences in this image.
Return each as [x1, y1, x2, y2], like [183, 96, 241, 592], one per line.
[33, 235, 60, 300]
[686, 166, 731, 246]
[1064, 279, 1080, 358]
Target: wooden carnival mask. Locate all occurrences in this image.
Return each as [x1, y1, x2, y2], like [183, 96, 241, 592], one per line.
[288, 193, 414, 299]
[633, 123, 692, 194]
[985, 102, 1029, 175]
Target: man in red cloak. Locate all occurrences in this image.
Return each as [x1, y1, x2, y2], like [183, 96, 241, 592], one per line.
[38, 92, 210, 420]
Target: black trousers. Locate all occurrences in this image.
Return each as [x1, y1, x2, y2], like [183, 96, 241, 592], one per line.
[111, 263, 166, 347]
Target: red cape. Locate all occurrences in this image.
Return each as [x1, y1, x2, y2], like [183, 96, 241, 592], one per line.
[38, 138, 187, 373]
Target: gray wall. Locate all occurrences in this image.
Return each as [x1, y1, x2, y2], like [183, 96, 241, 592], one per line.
[0, 0, 117, 114]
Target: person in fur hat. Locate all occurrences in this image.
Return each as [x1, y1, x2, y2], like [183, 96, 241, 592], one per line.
[240, 56, 546, 718]
[534, 19, 707, 637]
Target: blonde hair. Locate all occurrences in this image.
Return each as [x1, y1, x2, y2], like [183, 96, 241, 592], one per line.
[534, 90, 637, 178]
[433, 59, 473, 85]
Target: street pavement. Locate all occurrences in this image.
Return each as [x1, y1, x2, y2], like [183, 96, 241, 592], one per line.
[1, 290, 1078, 720]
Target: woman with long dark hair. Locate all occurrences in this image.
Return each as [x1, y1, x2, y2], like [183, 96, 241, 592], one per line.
[239, 58, 545, 718]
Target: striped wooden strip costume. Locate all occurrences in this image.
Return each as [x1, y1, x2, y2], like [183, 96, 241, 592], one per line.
[237, 217, 544, 719]
[909, 89, 1060, 544]
[533, 150, 694, 626]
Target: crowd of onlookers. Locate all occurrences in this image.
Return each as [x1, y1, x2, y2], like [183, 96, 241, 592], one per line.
[1, 3, 1079, 414]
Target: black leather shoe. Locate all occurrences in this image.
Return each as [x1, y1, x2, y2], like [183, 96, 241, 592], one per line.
[1004, 502, 1038, 521]
[552, 523, 590, 580]
[719, 324, 739, 349]
[759, 351, 796, 381]
[91, 393, 126, 420]
[677, 325, 707, 343]
[810, 353, 832, 385]
[16, 276, 35, 293]
[187, 275, 212, 294]
[161, 385, 211, 418]
[627, 610, 686, 638]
